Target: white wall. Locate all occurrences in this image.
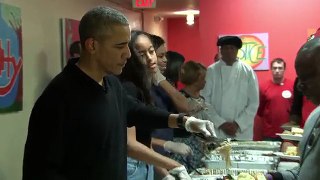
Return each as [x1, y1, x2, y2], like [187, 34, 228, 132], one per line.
[0, 0, 141, 179]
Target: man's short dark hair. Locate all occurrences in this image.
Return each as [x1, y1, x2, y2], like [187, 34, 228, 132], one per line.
[271, 58, 286, 69]
[79, 6, 129, 47]
[69, 41, 81, 57]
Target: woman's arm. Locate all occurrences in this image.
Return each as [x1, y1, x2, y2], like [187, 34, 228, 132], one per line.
[158, 80, 191, 113]
[127, 127, 180, 170]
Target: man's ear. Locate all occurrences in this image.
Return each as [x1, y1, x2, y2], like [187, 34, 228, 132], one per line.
[84, 38, 96, 54]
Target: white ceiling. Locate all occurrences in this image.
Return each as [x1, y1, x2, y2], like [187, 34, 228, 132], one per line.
[106, 0, 199, 17]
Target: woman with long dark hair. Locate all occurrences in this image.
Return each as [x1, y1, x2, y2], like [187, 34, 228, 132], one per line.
[119, 30, 192, 180]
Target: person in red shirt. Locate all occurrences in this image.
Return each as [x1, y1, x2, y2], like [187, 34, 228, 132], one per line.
[257, 58, 294, 141]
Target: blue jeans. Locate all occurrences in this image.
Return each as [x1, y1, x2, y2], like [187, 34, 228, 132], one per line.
[127, 157, 154, 180]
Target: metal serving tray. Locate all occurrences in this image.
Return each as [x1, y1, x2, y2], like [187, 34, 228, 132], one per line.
[230, 141, 281, 151]
[190, 168, 268, 179]
[202, 157, 277, 170]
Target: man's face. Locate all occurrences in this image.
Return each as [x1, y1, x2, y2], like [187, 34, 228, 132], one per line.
[271, 61, 285, 80]
[94, 25, 131, 75]
[220, 45, 238, 62]
[134, 34, 158, 73]
[155, 44, 167, 74]
[296, 51, 320, 105]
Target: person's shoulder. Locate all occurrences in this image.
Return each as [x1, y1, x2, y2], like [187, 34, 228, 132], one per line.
[207, 61, 220, 72]
[34, 72, 68, 106]
[305, 106, 320, 128]
[121, 81, 139, 94]
[237, 61, 257, 78]
[106, 75, 122, 88]
[43, 71, 69, 94]
[238, 60, 254, 71]
[259, 79, 273, 91]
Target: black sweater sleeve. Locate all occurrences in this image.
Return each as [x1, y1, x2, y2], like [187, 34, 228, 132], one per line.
[123, 89, 170, 129]
[23, 88, 67, 180]
[290, 77, 303, 117]
[109, 76, 170, 131]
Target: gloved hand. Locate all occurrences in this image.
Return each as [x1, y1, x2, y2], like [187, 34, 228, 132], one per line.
[163, 141, 193, 156]
[185, 116, 216, 137]
[169, 166, 191, 180]
[152, 66, 166, 86]
[162, 174, 176, 180]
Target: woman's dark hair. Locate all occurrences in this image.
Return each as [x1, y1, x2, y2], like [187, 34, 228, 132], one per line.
[164, 51, 185, 87]
[118, 30, 152, 104]
[150, 34, 165, 50]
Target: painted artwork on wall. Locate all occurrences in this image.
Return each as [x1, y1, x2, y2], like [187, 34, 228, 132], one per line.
[219, 33, 269, 70]
[61, 18, 80, 68]
[0, 3, 23, 113]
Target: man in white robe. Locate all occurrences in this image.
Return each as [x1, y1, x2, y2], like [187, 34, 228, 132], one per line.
[201, 36, 259, 140]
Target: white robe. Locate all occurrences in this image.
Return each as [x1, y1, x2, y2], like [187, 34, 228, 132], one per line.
[201, 60, 259, 140]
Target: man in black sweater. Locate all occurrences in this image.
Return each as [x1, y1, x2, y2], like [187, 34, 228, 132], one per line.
[22, 6, 215, 180]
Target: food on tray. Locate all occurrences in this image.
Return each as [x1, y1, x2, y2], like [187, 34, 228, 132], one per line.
[223, 174, 234, 180]
[254, 172, 267, 180]
[285, 146, 298, 156]
[282, 127, 304, 136]
[237, 172, 266, 180]
[291, 127, 304, 135]
[216, 141, 232, 168]
[282, 130, 291, 134]
[237, 172, 255, 180]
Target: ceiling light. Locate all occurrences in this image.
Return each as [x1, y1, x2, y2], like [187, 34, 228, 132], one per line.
[173, 10, 199, 15]
[186, 14, 194, 25]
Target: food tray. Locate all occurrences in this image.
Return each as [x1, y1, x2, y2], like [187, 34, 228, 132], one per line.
[190, 168, 268, 178]
[230, 150, 274, 156]
[276, 133, 302, 141]
[202, 157, 277, 170]
[204, 154, 277, 162]
[230, 141, 281, 151]
[273, 152, 300, 161]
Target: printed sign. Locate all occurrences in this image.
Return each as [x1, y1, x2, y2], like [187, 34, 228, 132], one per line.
[219, 33, 269, 70]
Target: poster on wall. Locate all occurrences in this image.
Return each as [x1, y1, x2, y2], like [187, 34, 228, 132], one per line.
[61, 18, 80, 68]
[219, 33, 269, 70]
[0, 3, 23, 113]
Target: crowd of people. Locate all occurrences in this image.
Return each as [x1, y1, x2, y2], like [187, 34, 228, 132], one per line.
[22, 5, 320, 180]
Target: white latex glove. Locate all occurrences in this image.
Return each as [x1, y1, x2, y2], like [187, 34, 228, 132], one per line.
[163, 141, 193, 156]
[162, 174, 176, 180]
[185, 116, 216, 137]
[152, 66, 166, 86]
[169, 166, 191, 180]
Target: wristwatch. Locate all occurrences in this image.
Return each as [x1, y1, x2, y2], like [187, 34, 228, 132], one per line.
[177, 113, 186, 128]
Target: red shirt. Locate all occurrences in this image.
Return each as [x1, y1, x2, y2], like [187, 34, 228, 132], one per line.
[257, 79, 294, 138]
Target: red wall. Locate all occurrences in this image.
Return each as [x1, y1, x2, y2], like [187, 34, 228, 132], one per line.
[167, 0, 320, 84]
[167, 17, 200, 62]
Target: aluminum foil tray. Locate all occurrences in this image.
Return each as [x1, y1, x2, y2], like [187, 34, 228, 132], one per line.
[230, 141, 281, 151]
[190, 168, 268, 177]
[202, 157, 277, 170]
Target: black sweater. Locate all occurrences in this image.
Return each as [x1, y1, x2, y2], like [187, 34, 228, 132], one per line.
[23, 59, 170, 180]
